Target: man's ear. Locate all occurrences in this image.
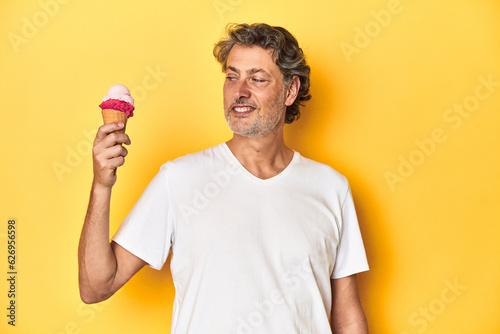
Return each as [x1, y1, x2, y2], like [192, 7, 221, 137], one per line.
[285, 75, 301, 106]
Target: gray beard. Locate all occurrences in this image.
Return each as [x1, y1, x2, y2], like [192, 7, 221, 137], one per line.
[225, 89, 286, 138]
[226, 112, 282, 138]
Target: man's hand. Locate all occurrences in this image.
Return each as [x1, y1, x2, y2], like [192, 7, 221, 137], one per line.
[331, 275, 368, 333]
[92, 122, 131, 188]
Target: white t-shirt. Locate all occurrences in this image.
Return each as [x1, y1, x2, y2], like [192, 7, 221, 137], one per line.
[113, 143, 369, 334]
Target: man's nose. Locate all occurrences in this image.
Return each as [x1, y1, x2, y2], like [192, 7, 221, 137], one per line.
[235, 79, 251, 99]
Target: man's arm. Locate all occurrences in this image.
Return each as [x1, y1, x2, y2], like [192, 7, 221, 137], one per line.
[78, 122, 146, 304]
[330, 274, 368, 334]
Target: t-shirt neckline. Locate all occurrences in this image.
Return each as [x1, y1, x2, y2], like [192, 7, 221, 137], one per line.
[220, 142, 299, 183]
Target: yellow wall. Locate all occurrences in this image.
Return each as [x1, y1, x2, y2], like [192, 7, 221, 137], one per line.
[1, 0, 499, 333]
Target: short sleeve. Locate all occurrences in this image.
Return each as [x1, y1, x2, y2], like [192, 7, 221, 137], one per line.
[112, 163, 174, 270]
[331, 184, 369, 279]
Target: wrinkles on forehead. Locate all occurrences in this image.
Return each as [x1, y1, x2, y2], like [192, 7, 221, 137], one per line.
[224, 44, 277, 70]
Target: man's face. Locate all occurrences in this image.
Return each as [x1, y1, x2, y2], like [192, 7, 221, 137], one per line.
[223, 44, 289, 138]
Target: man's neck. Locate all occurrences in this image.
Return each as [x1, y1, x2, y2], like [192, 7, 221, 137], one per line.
[226, 129, 294, 180]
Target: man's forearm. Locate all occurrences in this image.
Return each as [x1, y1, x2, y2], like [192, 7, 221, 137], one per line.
[331, 317, 368, 334]
[331, 275, 369, 334]
[78, 181, 117, 303]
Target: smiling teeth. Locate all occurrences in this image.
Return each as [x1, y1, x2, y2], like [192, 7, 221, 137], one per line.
[234, 106, 253, 112]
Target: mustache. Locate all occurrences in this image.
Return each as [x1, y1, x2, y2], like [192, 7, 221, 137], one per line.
[228, 100, 259, 109]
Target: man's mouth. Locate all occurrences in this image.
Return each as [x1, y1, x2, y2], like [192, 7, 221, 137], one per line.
[233, 105, 256, 113]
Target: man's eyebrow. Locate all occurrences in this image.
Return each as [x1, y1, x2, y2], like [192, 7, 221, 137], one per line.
[248, 68, 267, 75]
[226, 66, 270, 76]
[227, 66, 239, 73]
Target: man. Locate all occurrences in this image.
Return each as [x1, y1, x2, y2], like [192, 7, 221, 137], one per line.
[78, 23, 369, 333]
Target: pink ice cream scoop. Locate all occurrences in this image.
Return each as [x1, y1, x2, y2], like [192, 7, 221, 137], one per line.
[99, 84, 135, 134]
[99, 84, 135, 117]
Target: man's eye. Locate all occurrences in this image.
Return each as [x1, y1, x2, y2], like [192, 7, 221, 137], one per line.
[252, 78, 266, 83]
[226, 76, 237, 81]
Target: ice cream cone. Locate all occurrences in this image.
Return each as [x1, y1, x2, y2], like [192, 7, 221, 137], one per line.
[101, 109, 128, 134]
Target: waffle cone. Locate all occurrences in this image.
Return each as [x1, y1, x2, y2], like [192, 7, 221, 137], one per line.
[101, 109, 128, 134]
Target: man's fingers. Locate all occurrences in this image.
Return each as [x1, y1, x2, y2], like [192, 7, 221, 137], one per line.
[108, 156, 126, 169]
[95, 123, 129, 145]
[95, 132, 131, 151]
[94, 154, 126, 174]
[95, 123, 123, 142]
[91, 123, 131, 188]
[107, 144, 128, 159]
[95, 144, 128, 161]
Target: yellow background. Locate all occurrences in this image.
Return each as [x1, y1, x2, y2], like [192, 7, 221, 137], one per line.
[1, 0, 499, 333]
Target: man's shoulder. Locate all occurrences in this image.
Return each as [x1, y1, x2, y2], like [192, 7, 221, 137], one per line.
[158, 143, 225, 172]
[295, 152, 349, 187]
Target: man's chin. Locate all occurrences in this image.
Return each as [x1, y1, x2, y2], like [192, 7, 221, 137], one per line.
[227, 123, 261, 138]
[226, 117, 282, 139]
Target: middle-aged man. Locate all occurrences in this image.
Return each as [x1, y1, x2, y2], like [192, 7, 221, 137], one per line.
[79, 23, 370, 333]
